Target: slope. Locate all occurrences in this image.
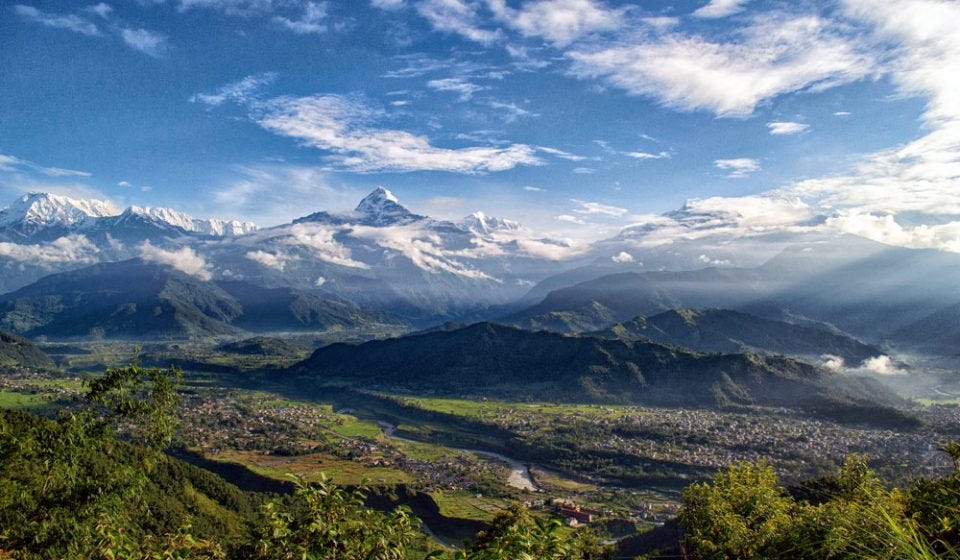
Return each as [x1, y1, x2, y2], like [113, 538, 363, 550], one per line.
[595, 309, 882, 365]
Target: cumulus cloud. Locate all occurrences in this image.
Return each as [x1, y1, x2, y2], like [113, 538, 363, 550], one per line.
[767, 121, 809, 135]
[138, 241, 212, 280]
[245, 249, 299, 271]
[255, 94, 542, 173]
[611, 251, 634, 263]
[822, 353, 902, 375]
[0, 235, 100, 264]
[569, 13, 875, 117]
[14, 4, 100, 36]
[487, 0, 625, 47]
[715, 158, 760, 178]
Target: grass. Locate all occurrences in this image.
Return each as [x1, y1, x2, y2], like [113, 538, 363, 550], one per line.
[430, 490, 509, 522]
[397, 396, 649, 421]
[0, 391, 50, 410]
[212, 450, 413, 486]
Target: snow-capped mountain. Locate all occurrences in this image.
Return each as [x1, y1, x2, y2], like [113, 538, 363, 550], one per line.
[0, 193, 119, 235]
[0, 188, 582, 320]
[353, 187, 424, 226]
[459, 211, 522, 234]
[125, 206, 258, 236]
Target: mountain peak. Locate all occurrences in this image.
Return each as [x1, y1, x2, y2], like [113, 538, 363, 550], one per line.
[354, 187, 421, 226]
[460, 211, 522, 234]
[0, 192, 119, 233]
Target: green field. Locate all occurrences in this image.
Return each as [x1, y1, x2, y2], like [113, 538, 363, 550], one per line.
[0, 391, 50, 410]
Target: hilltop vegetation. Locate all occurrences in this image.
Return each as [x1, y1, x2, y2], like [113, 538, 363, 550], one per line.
[0, 330, 54, 370]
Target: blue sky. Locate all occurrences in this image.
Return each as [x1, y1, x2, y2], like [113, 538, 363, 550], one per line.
[2, 0, 958, 245]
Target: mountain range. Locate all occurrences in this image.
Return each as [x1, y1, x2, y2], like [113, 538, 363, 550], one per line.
[3, 188, 960, 363]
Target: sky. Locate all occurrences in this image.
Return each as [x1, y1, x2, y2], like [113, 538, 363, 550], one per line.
[2, 0, 959, 247]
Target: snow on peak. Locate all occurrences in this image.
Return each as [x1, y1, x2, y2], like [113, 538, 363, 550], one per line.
[354, 187, 421, 226]
[126, 205, 258, 236]
[0, 192, 119, 231]
[460, 211, 522, 234]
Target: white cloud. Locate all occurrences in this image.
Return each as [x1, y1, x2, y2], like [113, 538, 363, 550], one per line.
[175, 0, 278, 16]
[120, 28, 168, 57]
[14, 5, 100, 36]
[715, 158, 760, 178]
[767, 121, 809, 135]
[190, 73, 277, 107]
[487, 0, 624, 47]
[117, 181, 132, 188]
[0, 235, 100, 264]
[88, 3, 112, 18]
[860, 355, 900, 375]
[138, 241, 212, 280]
[625, 150, 670, 159]
[488, 100, 535, 122]
[693, 0, 750, 19]
[523, 185, 545, 192]
[611, 251, 633, 263]
[557, 214, 586, 224]
[351, 223, 494, 279]
[571, 199, 627, 217]
[572, 167, 594, 174]
[284, 223, 369, 269]
[833, 111, 851, 116]
[569, 13, 875, 117]
[537, 147, 586, 161]
[245, 249, 299, 271]
[371, 0, 403, 9]
[414, 0, 500, 44]
[315, 275, 327, 286]
[273, 1, 327, 34]
[426, 77, 487, 101]
[0, 153, 92, 178]
[255, 94, 543, 173]
[208, 164, 362, 226]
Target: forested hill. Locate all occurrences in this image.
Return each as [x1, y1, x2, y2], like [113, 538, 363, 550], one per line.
[293, 322, 913, 428]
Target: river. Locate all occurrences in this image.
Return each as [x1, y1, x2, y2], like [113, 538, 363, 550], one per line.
[377, 421, 538, 492]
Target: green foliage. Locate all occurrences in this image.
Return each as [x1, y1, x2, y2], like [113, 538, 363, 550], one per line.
[84, 360, 182, 448]
[456, 504, 611, 560]
[680, 453, 960, 560]
[251, 475, 420, 560]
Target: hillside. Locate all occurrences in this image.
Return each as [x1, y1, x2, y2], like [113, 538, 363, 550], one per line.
[0, 259, 406, 340]
[0, 330, 55, 369]
[505, 237, 960, 346]
[292, 323, 913, 427]
[595, 309, 881, 365]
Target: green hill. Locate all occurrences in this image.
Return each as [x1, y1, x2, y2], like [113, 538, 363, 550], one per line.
[0, 330, 55, 369]
[293, 322, 914, 428]
[595, 308, 881, 365]
[0, 260, 407, 340]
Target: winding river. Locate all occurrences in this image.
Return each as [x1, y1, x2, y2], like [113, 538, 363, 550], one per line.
[377, 421, 538, 492]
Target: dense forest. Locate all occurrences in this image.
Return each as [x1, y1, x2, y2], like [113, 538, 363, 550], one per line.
[0, 364, 957, 559]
